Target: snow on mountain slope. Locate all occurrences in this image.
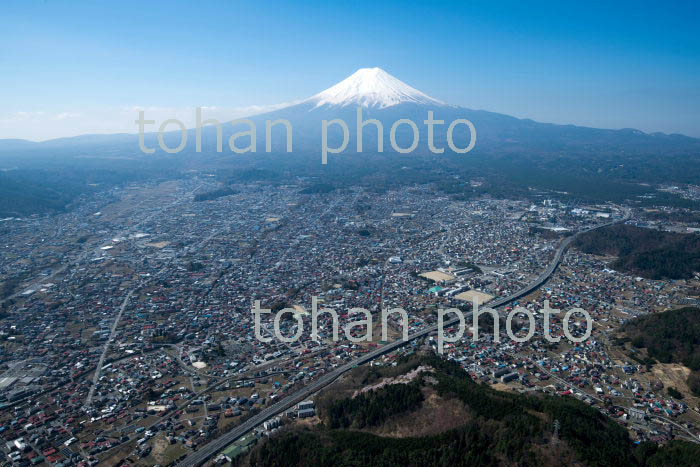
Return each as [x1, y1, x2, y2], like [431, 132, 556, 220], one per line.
[306, 67, 444, 109]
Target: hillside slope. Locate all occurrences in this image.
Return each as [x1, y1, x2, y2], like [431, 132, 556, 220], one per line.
[245, 355, 700, 467]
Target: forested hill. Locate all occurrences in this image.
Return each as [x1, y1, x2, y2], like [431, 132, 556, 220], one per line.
[245, 355, 700, 467]
[0, 159, 180, 217]
[574, 224, 700, 280]
[620, 307, 700, 396]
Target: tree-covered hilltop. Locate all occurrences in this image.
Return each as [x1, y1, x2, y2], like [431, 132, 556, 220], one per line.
[620, 307, 700, 396]
[193, 186, 238, 201]
[327, 381, 424, 429]
[574, 224, 700, 280]
[246, 355, 700, 467]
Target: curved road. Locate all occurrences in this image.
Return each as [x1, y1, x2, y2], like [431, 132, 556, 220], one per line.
[177, 212, 629, 467]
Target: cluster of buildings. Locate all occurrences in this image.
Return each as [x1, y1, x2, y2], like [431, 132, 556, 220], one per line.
[0, 176, 699, 464]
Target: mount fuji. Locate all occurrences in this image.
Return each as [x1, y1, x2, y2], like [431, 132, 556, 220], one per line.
[305, 67, 444, 108]
[212, 67, 699, 160]
[1, 67, 699, 161]
[2, 67, 700, 217]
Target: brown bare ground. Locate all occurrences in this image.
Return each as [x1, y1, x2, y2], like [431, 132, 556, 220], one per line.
[651, 363, 695, 401]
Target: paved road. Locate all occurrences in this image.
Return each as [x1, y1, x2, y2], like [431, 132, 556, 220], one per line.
[176, 213, 629, 467]
[84, 288, 136, 406]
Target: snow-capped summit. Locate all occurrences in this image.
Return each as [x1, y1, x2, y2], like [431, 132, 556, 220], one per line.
[306, 67, 444, 109]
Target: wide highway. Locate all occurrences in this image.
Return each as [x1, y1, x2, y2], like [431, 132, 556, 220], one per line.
[176, 211, 629, 467]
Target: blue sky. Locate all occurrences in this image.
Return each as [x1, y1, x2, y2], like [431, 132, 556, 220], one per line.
[1, 0, 699, 140]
